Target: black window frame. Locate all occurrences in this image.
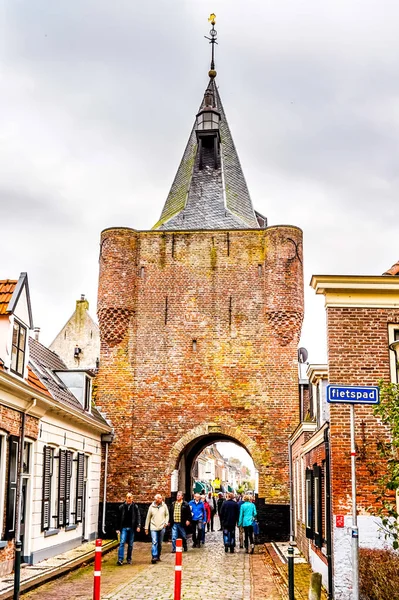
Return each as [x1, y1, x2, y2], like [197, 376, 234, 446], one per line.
[10, 319, 27, 377]
[6, 436, 19, 539]
[305, 468, 314, 539]
[41, 446, 54, 531]
[84, 377, 91, 411]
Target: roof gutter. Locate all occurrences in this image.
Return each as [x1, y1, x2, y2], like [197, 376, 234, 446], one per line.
[0, 371, 112, 434]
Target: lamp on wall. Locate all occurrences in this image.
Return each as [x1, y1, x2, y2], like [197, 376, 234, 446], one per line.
[389, 340, 399, 383]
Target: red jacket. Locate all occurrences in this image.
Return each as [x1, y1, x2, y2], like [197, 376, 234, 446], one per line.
[203, 500, 211, 522]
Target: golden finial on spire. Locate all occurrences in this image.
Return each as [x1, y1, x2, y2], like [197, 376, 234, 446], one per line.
[205, 13, 218, 78]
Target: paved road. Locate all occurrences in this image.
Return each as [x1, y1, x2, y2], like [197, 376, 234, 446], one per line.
[23, 530, 284, 600]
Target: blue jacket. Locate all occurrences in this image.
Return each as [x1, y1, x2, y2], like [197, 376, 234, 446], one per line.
[238, 501, 257, 528]
[189, 499, 206, 522]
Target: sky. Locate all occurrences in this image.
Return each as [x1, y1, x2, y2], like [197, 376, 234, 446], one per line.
[1, 0, 399, 363]
[216, 442, 255, 476]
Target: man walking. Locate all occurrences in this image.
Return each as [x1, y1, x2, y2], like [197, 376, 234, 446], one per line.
[145, 493, 169, 564]
[188, 492, 206, 548]
[169, 491, 191, 552]
[217, 492, 224, 530]
[220, 492, 239, 553]
[207, 491, 217, 532]
[116, 493, 141, 565]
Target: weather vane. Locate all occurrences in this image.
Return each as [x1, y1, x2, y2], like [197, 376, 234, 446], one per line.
[205, 13, 218, 78]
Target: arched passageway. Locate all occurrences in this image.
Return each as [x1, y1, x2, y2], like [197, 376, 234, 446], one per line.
[173, 433, 257, 500]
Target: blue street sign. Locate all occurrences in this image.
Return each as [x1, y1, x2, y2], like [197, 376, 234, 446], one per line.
[326, 385, 380, 405]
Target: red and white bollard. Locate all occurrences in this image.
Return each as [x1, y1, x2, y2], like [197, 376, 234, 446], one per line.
[174, 538, 183, 600]
[93, 539, 102, 600]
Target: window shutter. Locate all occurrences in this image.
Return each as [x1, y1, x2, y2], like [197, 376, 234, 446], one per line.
[76, 453, 85, 523]
[305, 468, 314, 539]
[65, 451, 72, 526]
[314, 465, 323, 547]
[6, 436, 19, 539]
[58, 450, 66, 528]
[42, 446, 52, 531]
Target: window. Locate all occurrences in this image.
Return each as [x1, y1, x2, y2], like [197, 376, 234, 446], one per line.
[41, 446, 54, 531]
[388, 325, 399, 383]
[11, 320, 27, 376]
[0, 434, 7, 537]
[305, 468, 313, 539]
[58, 450, 73, 528]
[75, 453, 85, 523]
[6, 436, 19, 539]
[84, 377, 91, 412]
[313, 465, 323, 548]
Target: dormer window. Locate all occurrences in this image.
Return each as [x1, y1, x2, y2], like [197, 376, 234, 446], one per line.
[11, 320, 26, 376]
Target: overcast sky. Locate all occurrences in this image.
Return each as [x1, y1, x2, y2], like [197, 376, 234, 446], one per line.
[1, 0, 399, 362]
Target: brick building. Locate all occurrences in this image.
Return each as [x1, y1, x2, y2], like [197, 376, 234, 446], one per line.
[291, 263, 399, 599]
[96, 47, 304, 539]
[0, 275, 112, 576]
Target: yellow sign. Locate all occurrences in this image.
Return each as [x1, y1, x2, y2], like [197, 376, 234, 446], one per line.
[208, 13, 216, 26]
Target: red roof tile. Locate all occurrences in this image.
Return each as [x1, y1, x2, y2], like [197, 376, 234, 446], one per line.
[27, 365, 52, 397]
[0, 280, 17, 315]
[383, 261, 399, 276]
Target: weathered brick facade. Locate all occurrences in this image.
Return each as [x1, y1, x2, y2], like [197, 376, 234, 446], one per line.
[0, 405, 39, 576]
[327, 307, 397, 514]
[96, 225, 304, 538]
[310, 275, 399, 599]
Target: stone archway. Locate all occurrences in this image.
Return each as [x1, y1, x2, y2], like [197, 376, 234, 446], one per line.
[167, 422, 261, 499]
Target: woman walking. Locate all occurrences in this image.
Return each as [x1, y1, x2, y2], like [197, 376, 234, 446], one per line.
[238, 494, 257, 554]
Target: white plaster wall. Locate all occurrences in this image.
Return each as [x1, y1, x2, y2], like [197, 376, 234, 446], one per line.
[333, 514, 391, 600]
[28, 414, 102, 562]
[49, 308, 100, 371]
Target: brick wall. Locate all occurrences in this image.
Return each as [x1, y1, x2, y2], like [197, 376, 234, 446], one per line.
[327, 307, 399, 513]
[96, 225, 304, 537]
[0, 404, 39, 576]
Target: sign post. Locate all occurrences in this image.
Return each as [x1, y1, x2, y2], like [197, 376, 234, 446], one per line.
[327, 385, 379, 600]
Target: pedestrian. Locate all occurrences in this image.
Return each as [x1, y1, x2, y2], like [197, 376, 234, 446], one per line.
[188, 492, 206, 548]
[220, 492, 239, 553]
[217, 492, 224, 531]
[237, 495, 245, 548]
[144, 493, 169, 564]
[238, 494, 257, 553]
[169, 491, 191, 553]
[200, 494, 211, 544]
[116, 492, 141, 565]
[207, 491, 217, 532]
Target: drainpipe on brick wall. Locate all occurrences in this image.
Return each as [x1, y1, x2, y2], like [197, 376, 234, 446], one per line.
[101, 432, 114, 535]
[14, 398, 36, 600]
[324, 425, 333, 600]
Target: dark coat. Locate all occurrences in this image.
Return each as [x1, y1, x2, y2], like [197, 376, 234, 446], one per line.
[217, 497, 224, 515]
[118, 502, 141, 530]
[220, 499, 239, 530]
[169, 500, 192, 526]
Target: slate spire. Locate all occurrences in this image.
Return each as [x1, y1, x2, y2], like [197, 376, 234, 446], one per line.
[153, 16, 262, 231]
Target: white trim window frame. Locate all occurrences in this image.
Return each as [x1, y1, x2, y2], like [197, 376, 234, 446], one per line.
[388, 325, 399, 384]
[0, 432, 7, 536]
[10, 318, 27, 377]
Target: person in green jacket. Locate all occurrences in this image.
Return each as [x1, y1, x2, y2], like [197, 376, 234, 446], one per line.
[238, 494, 257, 553]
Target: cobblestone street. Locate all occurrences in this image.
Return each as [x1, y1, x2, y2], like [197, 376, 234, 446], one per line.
[21, 529, 285, 600]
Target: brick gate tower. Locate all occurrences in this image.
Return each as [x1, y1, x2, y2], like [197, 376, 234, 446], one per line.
[96, 17, 304, 539]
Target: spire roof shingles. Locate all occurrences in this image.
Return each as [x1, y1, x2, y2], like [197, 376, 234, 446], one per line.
[153, 78, 260, 231]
